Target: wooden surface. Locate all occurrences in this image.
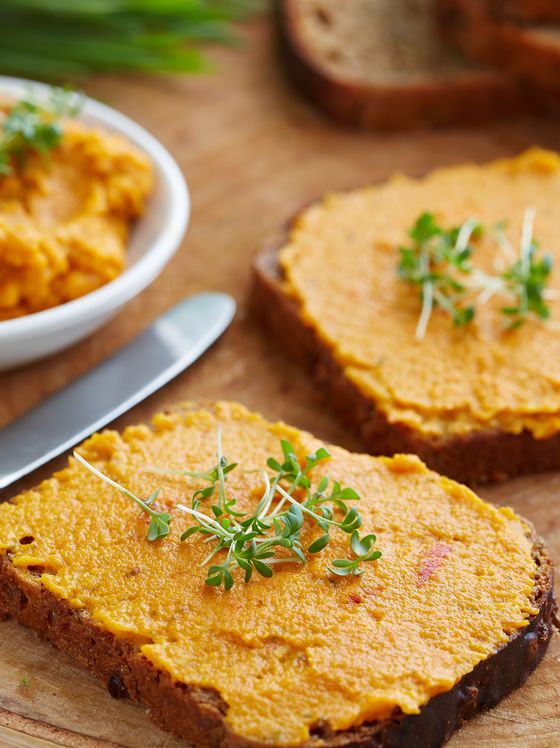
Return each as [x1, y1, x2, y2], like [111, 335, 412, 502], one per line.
[1, 16, 560, 748]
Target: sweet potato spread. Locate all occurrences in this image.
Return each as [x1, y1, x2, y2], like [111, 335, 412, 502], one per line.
[0, 116, 153, 320]
[0, 402, 538, 745]
[279, 148, 560, 439]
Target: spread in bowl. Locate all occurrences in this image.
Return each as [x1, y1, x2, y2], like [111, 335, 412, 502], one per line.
[0, 89, 153, 321]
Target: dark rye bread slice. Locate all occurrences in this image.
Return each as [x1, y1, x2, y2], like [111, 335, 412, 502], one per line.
[278, 0, 525, 130]
[483, 0, 560, 23]
[0, 534, 555, 748]
[438, 0, 560, 106]
[251, 243, 560, 487]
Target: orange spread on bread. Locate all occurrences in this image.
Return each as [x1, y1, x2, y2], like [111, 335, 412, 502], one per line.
[0, 403, 538, 744]
[279, 149, 560, 439]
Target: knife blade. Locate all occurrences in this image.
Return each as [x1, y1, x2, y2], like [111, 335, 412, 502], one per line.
[0, 292, 236, 491]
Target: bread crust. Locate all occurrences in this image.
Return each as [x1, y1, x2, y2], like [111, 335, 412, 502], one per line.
[485, 0, 560, 23]
[251, 241, 560, 486]
[0, 515, 555, 747]
[277, 0, 525, 130]
[438, 0, 560, 104]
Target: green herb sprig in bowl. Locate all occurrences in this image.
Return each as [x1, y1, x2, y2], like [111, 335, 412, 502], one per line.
[74, 429, 382, 591]
[0, 87, 82, 176]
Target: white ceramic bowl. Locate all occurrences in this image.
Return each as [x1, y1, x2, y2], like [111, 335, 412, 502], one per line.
[0, 76, 189, 371]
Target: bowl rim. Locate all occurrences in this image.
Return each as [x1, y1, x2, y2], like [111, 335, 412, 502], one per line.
[0, 75, 189, 340]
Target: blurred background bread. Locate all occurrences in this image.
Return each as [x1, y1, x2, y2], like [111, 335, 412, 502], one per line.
[278, 0, 560, 129]
[278, 0, 523, 129]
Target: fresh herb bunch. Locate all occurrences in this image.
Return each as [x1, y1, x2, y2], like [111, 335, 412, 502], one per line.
[0, 87, 82, 175]
[73, 451, 172, 541]
[176, 433, 381, 590]
[398, 208, 554, 339]
[0, 1, 258, 80]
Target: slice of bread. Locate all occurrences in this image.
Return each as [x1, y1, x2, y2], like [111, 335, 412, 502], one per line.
[0, 401, 555, 747]
[438, 0, 560, 106]
[485, 0, 560, 23]
[251, 149, 560, 485]
[278, 0, 524, 129]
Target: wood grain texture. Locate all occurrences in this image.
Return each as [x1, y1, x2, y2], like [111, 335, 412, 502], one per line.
[0, 16, 559, 748]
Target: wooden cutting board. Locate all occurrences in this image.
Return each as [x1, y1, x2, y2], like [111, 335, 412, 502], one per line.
[1, 16, 560, 748]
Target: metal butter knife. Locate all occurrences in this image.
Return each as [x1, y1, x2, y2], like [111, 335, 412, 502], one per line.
[0, 292, 236, 491]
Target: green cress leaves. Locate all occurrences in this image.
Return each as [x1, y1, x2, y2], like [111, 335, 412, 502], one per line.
[73, 451, 171, 541]
[177, 434, 381, 590]
[500, 208, 554, 328]
[398, 208, 554, 339]
[74, 431, 382, 590]
[329, 531, 382, 577]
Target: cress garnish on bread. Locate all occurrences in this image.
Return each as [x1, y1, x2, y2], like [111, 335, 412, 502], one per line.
[73, 426, 382, 589]
[0, 402, 555, 747]
[397, 207, 553, 339]
[252, 148, 560, 484]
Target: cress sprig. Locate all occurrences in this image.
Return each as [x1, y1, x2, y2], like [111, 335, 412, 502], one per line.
[73, 451, 171, 541]
[176, 432, 381, 590]
[73, 431, 382, 590]
[398, 212, 480, 339]
[329, 532, 382, 577]
[152, 428, 239, 514]
[398, 208, 554, 339]
[501, 208, 554, 329]
[0, 87, 82, 176]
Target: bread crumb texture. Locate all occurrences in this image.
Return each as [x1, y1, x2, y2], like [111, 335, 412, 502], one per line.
[289, 0, 475, 82]
[0, 403, 538, 744]
[280, 148, 560, 440]
[0, 116, 153, 320]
